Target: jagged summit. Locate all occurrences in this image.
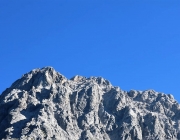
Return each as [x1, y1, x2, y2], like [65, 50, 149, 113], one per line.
[70, 75, 86, 82]
[10, 67, 66, 90]
[0, 67, 180, 140]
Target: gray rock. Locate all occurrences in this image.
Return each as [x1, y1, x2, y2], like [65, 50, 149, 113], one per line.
[0, 66, 180, 140]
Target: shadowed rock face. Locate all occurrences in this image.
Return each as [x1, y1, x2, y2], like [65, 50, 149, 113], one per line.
[0, 67, 180, 140]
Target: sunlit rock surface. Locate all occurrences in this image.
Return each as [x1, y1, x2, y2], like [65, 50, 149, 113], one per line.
[0, 67, 180, 140]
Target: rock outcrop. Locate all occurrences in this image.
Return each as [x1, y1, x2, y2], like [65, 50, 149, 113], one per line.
[0, 67, 180, 140]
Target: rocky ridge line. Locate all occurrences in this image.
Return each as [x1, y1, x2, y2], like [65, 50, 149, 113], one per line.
[0, 67, 180, 140]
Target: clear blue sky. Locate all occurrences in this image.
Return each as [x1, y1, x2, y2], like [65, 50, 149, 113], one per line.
[1, 1, 180, 102]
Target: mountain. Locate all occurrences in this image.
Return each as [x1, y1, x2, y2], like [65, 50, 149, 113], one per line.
[0, 67, 180, 140]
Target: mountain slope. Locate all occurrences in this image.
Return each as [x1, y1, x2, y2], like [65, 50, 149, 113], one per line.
[0, 67, 180, 140]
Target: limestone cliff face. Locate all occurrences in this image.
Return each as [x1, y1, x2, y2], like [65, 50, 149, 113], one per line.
[0, 67, 180, 140]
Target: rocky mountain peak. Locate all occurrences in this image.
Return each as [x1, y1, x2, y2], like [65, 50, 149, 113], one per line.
[70, 75, 86, 82]
[0, 67, 180, 140]
[8, 67, 66, 91]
